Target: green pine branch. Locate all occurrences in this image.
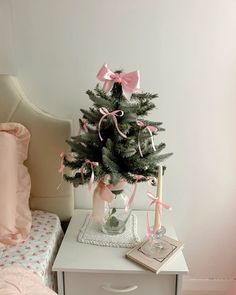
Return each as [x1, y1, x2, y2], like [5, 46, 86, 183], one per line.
[86, 89, 114, 109]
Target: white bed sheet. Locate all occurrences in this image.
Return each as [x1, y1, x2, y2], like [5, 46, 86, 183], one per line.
[0, 210, 63, 290]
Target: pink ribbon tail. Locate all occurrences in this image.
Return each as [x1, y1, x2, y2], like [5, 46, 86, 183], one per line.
[80, 167, 85, 183]
[88, 165, 95, 192]
[137, 120, 158, 156]
[112, 114, 127, 139]
[57, 152, 65, 190]
[146, 192, 172, 238]
[98, 113, 107, 141]
[147, 126, 157, 152]
[92, 181, 115, 223]
[80, 160, 99, 191]
[86, 160, 99, 192]
[92, 185, 106, 223]
[138, 130, 143, 157]
[137, 120, 144, 157]
[125, 175, 146, 211]
[125, 182, 137, 211]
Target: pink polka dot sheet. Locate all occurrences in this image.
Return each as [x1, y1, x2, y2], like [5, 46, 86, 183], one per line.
[0, 210, 64, 291]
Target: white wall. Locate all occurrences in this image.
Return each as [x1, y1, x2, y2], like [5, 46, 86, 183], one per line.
[0, 0, 16, 74]
[2, 0, 236, 284]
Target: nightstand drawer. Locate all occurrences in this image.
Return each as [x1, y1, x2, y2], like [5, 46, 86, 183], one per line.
[64, 272, 176, 295]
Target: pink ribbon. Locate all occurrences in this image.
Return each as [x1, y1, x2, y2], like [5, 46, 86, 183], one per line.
[97, 64, 140, 101]
[98, 107, 127, 141]
[125, 175, 146, 211]
[137, 120, 158, 157]
[146, 192, 172, 238]
[92, 181, 114, 223]
[57, 152, 65, 190]
[80, 159, 99, 191]
[92, 180, 126, 222]
[77, 118, 88, 136]
[78, 166, 87, 183]
[125, 175, 157, 211]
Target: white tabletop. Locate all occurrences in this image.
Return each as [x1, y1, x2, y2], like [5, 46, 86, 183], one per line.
[53, 209, 188, 275]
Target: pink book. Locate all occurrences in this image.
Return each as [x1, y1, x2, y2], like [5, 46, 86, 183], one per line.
[126, 235, 184, 274]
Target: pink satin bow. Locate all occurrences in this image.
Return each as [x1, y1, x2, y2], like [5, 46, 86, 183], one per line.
[98, 107, 127, 141]
[77, 118, 88, 136]
[80, 159, 99, 191]
[146, 192, 172, 238]
[137, 120, 158, 157]
[96, 64, 140, 101]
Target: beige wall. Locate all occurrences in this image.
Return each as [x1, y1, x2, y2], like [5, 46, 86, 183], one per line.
[1, 0, 236, 288]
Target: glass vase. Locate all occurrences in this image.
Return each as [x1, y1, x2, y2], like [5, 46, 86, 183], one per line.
[101, 189, 132, 235]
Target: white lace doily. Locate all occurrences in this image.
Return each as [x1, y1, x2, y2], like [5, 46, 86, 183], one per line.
[77, 214, 141, 248]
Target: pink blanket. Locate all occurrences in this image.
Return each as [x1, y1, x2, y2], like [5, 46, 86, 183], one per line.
[0, 267, 57, 295]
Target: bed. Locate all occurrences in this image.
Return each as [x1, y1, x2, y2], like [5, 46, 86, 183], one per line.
[0, 75, 74, 294]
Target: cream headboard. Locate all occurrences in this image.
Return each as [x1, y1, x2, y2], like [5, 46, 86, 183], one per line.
[0, 75, 73, 221]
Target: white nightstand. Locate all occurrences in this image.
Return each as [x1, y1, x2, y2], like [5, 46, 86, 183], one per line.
[53, 209, 188, 295]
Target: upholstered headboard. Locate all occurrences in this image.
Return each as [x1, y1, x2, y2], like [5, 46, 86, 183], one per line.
[0, 75, 73, 221]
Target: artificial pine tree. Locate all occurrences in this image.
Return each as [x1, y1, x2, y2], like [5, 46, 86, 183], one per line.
[63, 64, 172, 189]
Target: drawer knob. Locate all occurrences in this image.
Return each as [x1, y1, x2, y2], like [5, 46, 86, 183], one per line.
[101, 285, 138, 293]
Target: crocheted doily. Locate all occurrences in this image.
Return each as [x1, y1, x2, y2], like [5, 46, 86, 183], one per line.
[77, 213, 141, 248]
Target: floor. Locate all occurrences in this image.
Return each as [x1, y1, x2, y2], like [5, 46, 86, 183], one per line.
[182, 291, 224, 295]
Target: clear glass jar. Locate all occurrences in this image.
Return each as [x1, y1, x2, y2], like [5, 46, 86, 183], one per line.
[101, 189, 132, 235]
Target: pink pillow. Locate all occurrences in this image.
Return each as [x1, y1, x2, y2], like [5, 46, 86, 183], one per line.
[0, 123, 32, 246]
[0, 266, 57, 295]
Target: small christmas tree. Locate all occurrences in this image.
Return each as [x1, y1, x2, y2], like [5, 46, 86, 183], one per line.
[63, 64, 172, 189]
